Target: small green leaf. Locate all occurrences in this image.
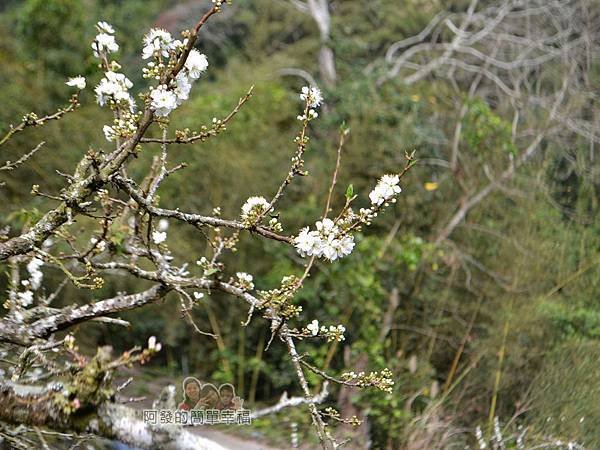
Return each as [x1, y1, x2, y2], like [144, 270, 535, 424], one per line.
[345, 184, 354, 199]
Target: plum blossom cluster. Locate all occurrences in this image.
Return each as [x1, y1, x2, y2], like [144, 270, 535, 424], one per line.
[300, 86, 323, 108]
[146, 49, 207, 117]
[340, 368, 394, 393]
[142, 28, 208, 117]
[235, 272, 254, 291]
[4, 257, 44, 313]
[297, 86, 323, 122]
[147, 335, 162, 352]
[304, 320, 346, 342]
[91, 22, 137, 125]
[90, 237, 107, 253]
[330, 174, 403, 228]
[294, 218, 355, 261]
[66, 76, 86, 90]
[369, 174, 402, 206]
[150, 218, 170, 245]
[196, 256, 220, 278]
[103, 117, 137, 142]
[92, 21, 118, 57]
[240, 196, 270, 226]
[139, 336, 163, 364]
[26, 257, 44, 291]
[258, 275, 302, 319]
[95, 71, 135, 112]
[152, 231, 167, 245]
[142, 29, 180, 60]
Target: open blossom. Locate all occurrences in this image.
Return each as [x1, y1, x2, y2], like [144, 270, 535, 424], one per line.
[66, 76, 86, 90]
[236, 272, 254, 290]
[320, 235, 355, 261]
[95, 71, 135, 110]
[92, 32, 119, 57]
[142, 28, 174, 59]
[103, 125, 117, 142]
[26, 258, 44, 291]
[241, 196, 270, 221]
[300, 86, 323, 108]
[294, 227, 322, 257]
[369, 174, 402, 206]
[96, 21, 115, 34]
[327, 324, 346, 342]
[17, 290, 34, 307]
[315, 218, 337, 234]
[90, 237, 106, 252]
[193, 292, 204, 300]
[152, 231, 167, 244]
[294, 220, 355, 261]
[332, 235, 355, 259]
[174, 72, 193, 105]
[149, 86, 178, 117]
[185, 50, 209, 79]
[307, 319, 319, 336]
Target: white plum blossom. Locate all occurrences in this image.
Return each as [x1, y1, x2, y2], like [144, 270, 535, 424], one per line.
[320, 234, 338, 261]
[236, 272, 254, 290]
[147, 336, 162, 352]
[294, 227, 322, 257]
[174, 72, 192, 105]
[157, 219, 170, 232]
[196, 256, 208, 266]
[103, 125, 117, 142]
[92, 32, 119, 57]
[240, 196, 270, 222]
[149, 86, 178, 117]
[297, 108, 319, 122]
[184, 50, 209, 79]
[315, 218, 337, 234]
[152, 231, 167, 244]
[294, 218, 355, 261]
[193, 292, 205, 300]
[333, 235, 355, 259]
[300, 86, 323, 108]
[96, 21, 115, 34]
[17, 290, 34, 307]
[143, 50, 207, 116]
[307, 319, 319, 336]
[326, 324, 346, 342]
[369, 174, 402, 206]
[66, 76, 86, 90]
[90, 237, 107, 252]
[26, 258, 44, 291]
[95, 71, 135, 110]
[171, 38, 188, 51]
[142, 28, 174, 59]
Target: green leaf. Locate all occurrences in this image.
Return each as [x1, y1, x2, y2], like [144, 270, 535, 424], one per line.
[345, 184, 354, 199]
